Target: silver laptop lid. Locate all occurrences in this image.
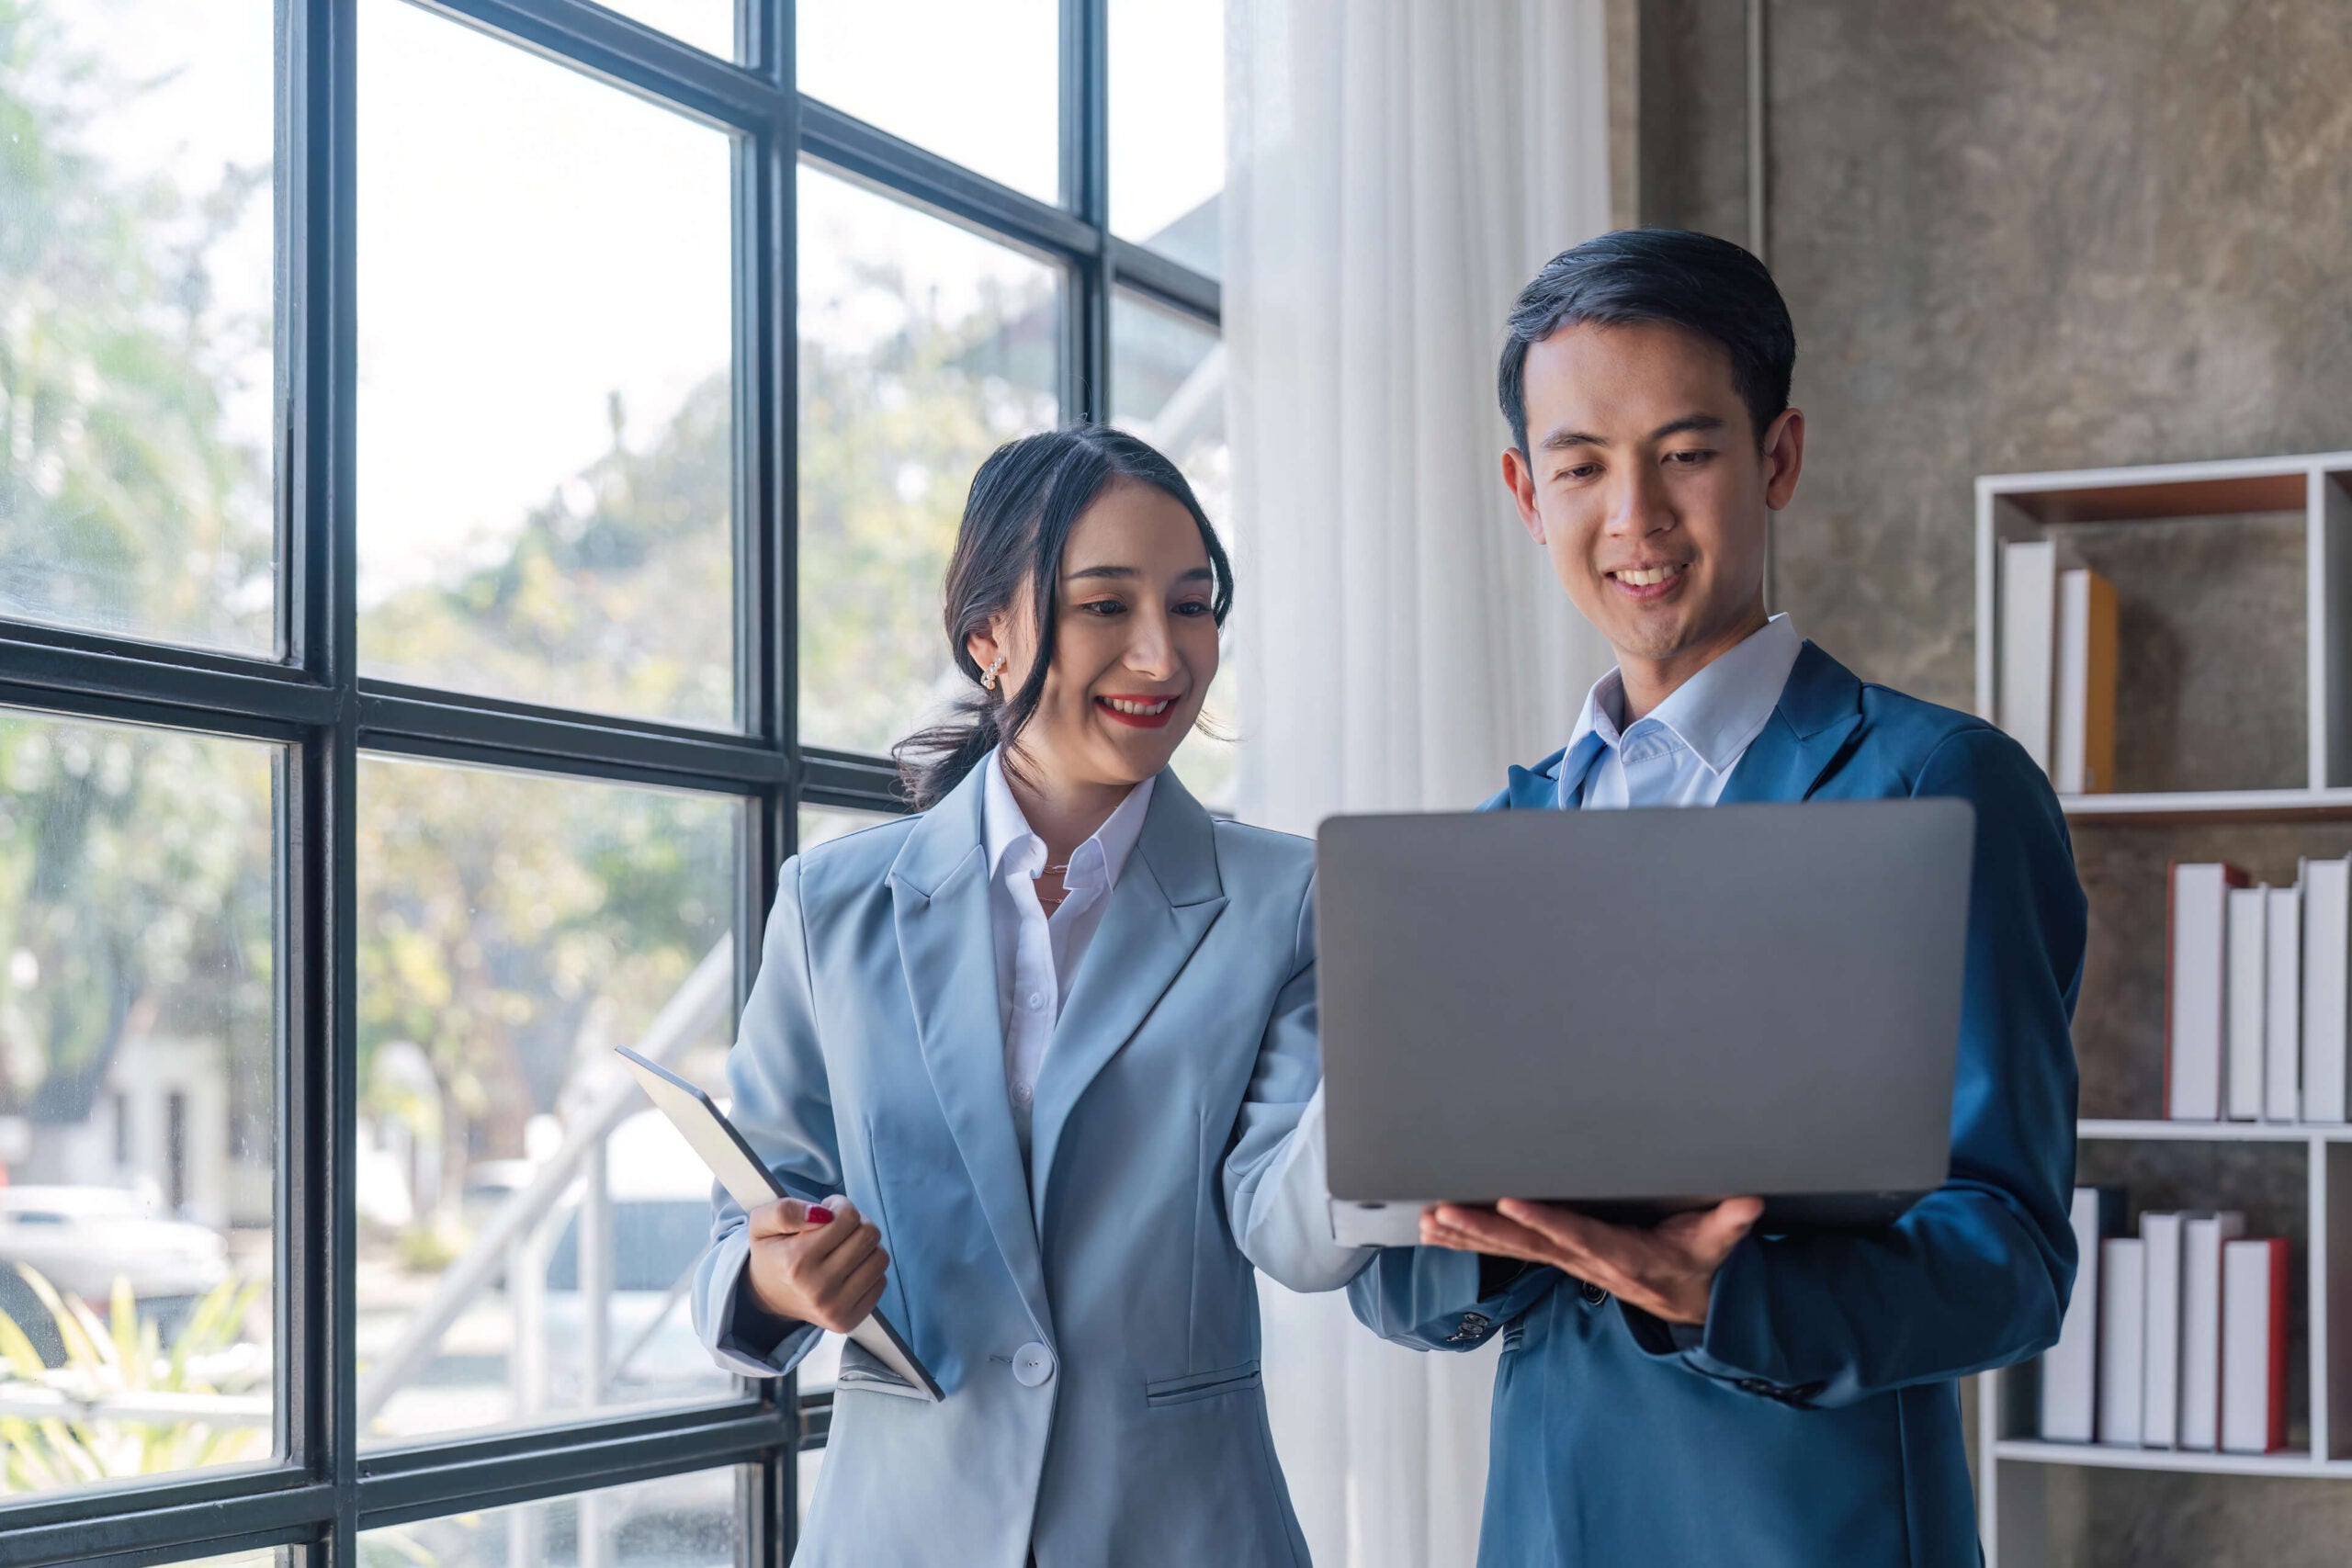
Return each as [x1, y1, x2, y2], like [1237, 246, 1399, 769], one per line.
[1316, 798, 1974, 1237]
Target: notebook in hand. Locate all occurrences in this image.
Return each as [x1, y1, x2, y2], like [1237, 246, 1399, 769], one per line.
[615, 1045, 941, 1402]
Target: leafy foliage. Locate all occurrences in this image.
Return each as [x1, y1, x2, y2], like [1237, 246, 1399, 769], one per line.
[0, 1264, 267, 1490]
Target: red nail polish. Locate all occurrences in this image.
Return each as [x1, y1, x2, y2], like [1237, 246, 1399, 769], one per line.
[805, 1205, 834, 1227]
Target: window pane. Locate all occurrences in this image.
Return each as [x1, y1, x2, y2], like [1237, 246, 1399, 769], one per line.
[1110, 291, 1234, 807]
[0, 0, 279, 652]
[797, 167, 1061, 756]
[160, 1553, 293, 1568]
[361, 1465, 745, 1566]
[1109, 0, 1224, 277]
[0, 714, 278, 1494]
[797, 0, 1058, 203]
[355, 757, 740, 1444]
[356, 0, 737, 729]
[595, 0, 738, 61]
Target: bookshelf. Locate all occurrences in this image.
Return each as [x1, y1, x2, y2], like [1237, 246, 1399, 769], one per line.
[1973, 450, 2352, 1568]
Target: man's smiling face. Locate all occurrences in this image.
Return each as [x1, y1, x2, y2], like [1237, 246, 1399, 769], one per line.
[1502, 318, 1803, 703]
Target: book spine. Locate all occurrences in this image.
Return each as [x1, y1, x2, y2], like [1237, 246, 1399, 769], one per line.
[2040, 1186, 2106, 1442]
[2267, 886, 2302, 1122]
[2098, 1237, 2146, 1445]
[2140, 1213, 2184, 1448]
[2227, 886, 2268, 1121]
[2307, 858, 2351, 1123]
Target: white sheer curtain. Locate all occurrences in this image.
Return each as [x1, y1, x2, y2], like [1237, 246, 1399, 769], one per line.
[1224, 2, 1614, 1563]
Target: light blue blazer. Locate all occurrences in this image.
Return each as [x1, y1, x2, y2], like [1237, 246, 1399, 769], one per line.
[691, 763, 1358, 1567]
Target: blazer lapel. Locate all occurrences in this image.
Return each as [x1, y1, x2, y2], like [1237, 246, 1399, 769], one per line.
[1717, 640, 1868, 806]
[888, 771, 1055, 1340]
[1028, 772, 1228, 1209]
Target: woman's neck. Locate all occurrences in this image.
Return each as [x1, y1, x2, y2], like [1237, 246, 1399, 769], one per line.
[1003, 753, 1136, 868]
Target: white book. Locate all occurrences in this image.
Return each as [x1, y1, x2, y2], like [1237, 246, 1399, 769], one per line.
[2098, 1237, 2146, 1446]
[2306, 856, 2352, 1123]
[2000, 539, 2059, 776]
[2180, 1211, 2247, 1450]
[2140, 1213, 2185, 1449]
[2168, 863, 2241, 1121]
[2222, 1238, 2289, 1454]
[2041, 1187, 2109, 1442]
[2227, 886, 2268, 1121]
[2052, 566, 2117, 794]
[2267, 885, 2303, 1122]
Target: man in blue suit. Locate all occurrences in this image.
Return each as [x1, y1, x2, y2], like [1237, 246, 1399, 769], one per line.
[1343, 230, 2086, 1566]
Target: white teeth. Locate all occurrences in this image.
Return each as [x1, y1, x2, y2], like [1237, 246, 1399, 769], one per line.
[1103, 697, 1173, 716]
[1614, 564, 1681, 587]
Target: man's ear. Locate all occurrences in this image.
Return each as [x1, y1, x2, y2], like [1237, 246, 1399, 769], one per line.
[1502, 447, 1545, 545]
[1760, 407, 1805, 511]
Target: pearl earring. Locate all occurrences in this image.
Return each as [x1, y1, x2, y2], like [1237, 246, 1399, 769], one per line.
[980, 654, 1007, 691]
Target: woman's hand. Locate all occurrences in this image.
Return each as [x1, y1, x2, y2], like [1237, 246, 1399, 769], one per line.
[745, 1195, 889, 1334]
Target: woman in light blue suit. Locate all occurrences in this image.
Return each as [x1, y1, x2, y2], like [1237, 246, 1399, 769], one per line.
[691, 425, 1361, 1566]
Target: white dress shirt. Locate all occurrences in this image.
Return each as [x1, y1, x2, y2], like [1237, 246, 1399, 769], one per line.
[1555, 614, 1802, 810]
[981, 750, 1156, 1156]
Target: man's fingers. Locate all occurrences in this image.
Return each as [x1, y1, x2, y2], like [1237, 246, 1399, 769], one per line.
[1426, 1205, 1563, 1263]
[1680, 1196, 1764, 1262]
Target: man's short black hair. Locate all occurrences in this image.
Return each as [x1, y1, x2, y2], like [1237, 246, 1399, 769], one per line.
[1498, 229, 1796, 455]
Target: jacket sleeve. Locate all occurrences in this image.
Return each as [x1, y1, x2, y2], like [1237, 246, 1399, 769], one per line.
[1224, 872, 1381, 1292]
[1625, 726, 2086, 1407]
[689, 854, 844, 1380]
[1348, 1246, 1565, 1351]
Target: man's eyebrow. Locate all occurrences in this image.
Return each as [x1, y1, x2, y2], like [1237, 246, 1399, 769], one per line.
[1539, 412, 1727, 451]
[1649, 413, 1726, 441]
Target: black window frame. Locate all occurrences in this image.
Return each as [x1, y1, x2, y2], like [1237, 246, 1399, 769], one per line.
[0, 0, 1221, 1563]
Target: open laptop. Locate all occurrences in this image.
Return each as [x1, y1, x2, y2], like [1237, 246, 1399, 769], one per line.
[1317, 797, 1975, 1247]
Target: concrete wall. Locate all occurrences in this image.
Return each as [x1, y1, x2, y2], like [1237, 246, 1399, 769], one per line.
[1628, 2, 2352, 1562]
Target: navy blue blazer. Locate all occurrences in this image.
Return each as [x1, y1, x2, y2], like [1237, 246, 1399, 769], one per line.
[1347, 641, 2086, 1568]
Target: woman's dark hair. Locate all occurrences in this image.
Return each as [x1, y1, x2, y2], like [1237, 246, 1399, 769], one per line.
[893, 423, 1234, 811]
[1498, 228, 1796, 455]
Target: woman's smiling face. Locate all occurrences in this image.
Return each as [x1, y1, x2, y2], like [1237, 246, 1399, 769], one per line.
[977, 478, 1220, 790]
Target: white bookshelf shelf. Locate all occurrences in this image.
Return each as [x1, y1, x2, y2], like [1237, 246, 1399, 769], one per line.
[2060, 787, 2352, 825]
[2078, 1119, 2352, 1144]
[1975, 451, 2352, 1568]
[1993, 1439, 2352, 1479]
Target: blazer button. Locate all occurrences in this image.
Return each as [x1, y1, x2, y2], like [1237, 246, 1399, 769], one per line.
[1579, 1280, 1610, 1307]
[1012, 1342, 1057, 1387]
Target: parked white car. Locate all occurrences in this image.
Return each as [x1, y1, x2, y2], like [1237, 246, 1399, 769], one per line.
[0, 1184, 230, 1304]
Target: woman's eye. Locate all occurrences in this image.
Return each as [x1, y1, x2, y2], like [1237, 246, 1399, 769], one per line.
[1174, 599, 1213, 616]
[1079, 599, 1126, 617]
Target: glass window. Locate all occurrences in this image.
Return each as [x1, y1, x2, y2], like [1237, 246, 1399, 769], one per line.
[796, 166, 1062, 757]
[796, 0, 1058, 205]
[0, 712, 278, 1494]
[356, 0, 737, 728]
[353, 756, 741, 1445]
[596, 0, 738, 61]
[360, 1464, 746, 1565]
[1110, 291, 1233, 807]
[1108, 0, 1224, 277]
[0, 0, 279, 654]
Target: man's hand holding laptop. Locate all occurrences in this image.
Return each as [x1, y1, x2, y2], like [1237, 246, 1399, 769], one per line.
[1421, 1195, 1764, 1325]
